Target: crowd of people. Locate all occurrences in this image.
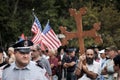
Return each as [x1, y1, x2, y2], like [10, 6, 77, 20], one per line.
[0, 39, 120, 80]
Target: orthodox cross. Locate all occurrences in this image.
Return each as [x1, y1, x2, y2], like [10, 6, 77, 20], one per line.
[59, 7, 102, 55]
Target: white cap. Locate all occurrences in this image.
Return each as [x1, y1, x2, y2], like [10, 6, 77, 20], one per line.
[99, 49, 105, 54]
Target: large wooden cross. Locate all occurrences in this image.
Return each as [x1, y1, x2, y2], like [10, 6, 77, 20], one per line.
[59, 7, 102, 55]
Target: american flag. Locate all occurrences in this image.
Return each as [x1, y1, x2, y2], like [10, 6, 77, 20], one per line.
[31, 15, 42, 44]
[41, 21, 62, 50]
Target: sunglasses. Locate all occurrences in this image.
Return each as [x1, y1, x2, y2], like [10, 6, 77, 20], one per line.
[31, 50, 37, 52]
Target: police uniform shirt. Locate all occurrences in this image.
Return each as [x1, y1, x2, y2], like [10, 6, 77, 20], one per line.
[0, 62, 7, 79]
[2, 61, 48, 80]
[65, 56, 78, 72]
[39, 57, 52, 76]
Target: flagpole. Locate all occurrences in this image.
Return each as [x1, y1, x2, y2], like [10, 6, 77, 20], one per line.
[32, 8, 35, 15]
[31, 8, 35, 39]
[32, 8, 36, 17]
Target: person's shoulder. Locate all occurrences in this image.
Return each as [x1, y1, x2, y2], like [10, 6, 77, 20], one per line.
[3, 62, 15, 70]
[29, 61, 47, 77]
[41, 57, 48, 61]
[94, 60, 100, 65]
[41, 57, 50, 64]
[105, 58, 112, 63]
[3, 64, 11, 70]
[30, 61, 44, 69]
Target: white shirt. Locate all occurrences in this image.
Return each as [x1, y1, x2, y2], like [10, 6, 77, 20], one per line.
[78, 60, 100, 80]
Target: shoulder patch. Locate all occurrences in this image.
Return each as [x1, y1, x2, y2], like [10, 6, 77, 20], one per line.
[3, 64, 10, 70]
[36, 60, 43, 69]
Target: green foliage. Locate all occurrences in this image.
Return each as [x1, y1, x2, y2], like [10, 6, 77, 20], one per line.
[98, 6, 120, 48]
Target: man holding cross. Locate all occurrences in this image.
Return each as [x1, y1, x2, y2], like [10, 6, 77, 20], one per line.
[75, 48, 100, 80]
[59, 7, 102, 80]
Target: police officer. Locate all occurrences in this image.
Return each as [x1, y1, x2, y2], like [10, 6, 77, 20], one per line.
[63, 48, 78, 80]
[2, 40, 49, 80]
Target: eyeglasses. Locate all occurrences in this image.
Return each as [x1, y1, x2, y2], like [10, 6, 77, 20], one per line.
[31, 50, 37, 52]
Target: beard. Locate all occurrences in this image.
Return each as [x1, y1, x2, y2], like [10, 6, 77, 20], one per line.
[86, 57, 94, 65]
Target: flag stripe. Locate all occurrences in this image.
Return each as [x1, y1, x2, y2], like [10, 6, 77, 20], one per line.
[32, 31, 41, 44]
[41, 21, 61, 50]
[31, 23, 38, 34]
[45, 34, 58, 49]
[41, 40, 51, 50]
[31, 15, 42, 45]
[42, 34, 56, 49]
[48, 29, 61, 45]
[46, 31, 60, 48]
[32, 30, 40, 42]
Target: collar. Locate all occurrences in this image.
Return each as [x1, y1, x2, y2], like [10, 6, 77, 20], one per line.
[12, 62, 31, 70]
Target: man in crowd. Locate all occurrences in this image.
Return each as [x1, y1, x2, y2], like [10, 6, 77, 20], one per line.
[30, 44, 52, 80]
[7, 47, 15, 63]
[75, 48, 100, 80]
[57, 46, 67, 80]
[101, 46, 118, 80]
[99, 49, 107, 80]
[63, 48, 78, 80]
[48, 49, 58, 80]
[2, 40, 49, 80]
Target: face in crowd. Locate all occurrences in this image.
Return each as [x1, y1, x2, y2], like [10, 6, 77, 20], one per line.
[86, 49, 95, 65]
[69, 51, 75, 57]
[13, 40, 33, 68]
[14, 49, 31, 68]
[108, 50, 118, 59]
[30, 45, 41, 60]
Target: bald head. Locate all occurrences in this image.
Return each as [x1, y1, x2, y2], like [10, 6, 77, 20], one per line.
[86, 49, 94, 58]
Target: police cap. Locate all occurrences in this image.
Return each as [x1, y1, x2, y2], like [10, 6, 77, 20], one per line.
[13, 40, 33, 53]
[66, 48, 76, 53]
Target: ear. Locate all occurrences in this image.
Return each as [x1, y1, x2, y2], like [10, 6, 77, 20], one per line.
[14, 50, 17, 54]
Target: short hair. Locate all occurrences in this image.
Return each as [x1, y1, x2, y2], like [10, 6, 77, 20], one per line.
[113, 55, 120, 67]
[105, 46, 118, 52]
[49, 49, 56, 55]
[35, 44, 41, 50]
[8, 47, 14, 52]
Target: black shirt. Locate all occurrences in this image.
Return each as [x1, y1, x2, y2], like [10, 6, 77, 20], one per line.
[63, 56, 78, 72]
